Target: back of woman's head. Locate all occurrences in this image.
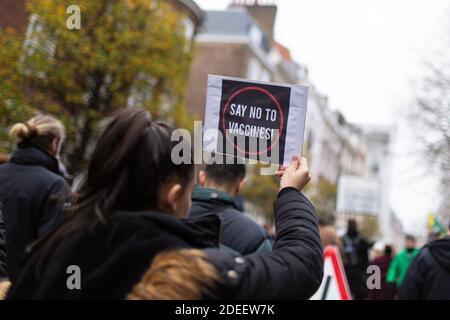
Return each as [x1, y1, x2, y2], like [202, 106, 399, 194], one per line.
[30, 108, 194, 270]
[9, 114, 65, 151]
[75, 107, 194, 218]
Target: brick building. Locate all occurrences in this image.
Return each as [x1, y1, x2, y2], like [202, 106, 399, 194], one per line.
[185, 2, 302, 118]
[0, 0, 28, 31]
[0, 0, 203, 35]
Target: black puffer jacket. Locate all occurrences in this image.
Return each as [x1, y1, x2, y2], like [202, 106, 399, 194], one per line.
[6, 213, 222, 299]
[207, 187, 324, 299]
[0, 143, 69, 282]
[190, 186, 272, 255]
[6, 187, 323, 299]
[399, 236, 450, 300]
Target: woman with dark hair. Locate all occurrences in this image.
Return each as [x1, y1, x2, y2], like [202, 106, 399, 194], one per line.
[6, 108, 323, 300]
[0, 115, 69, 283]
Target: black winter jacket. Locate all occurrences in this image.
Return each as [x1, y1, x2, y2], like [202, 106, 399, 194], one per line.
[399, 236, 450, 300]
[0, 143, 69, 282]
[190, 186, 272, 255]
[6, 212, 222, 299]
[6, 187, 323, 299]
[207, 188, 324, 299]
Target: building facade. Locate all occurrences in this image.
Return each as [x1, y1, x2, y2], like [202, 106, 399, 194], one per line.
[185, 7, 274, 117]
[304, 89, 367, 185]
[360, 124, 403, 246]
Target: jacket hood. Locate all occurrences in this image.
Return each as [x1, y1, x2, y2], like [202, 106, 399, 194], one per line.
[10, 142, 60, 175]
[427, 236, 450, 271]
[114, 210, 222, 248]
[191, 186, 238, 209]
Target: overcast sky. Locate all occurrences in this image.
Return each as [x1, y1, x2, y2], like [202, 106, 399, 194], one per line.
[195, 0, 449, 235]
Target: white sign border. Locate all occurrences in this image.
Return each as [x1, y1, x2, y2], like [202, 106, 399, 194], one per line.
[203, 75, 309, 166]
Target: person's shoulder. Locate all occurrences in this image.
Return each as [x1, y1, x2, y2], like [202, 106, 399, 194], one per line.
[0, 162, 16, 174]
[40, 171, 69, 195]
[22, 163, 65, 185]
[110, 212, 161, 233]
[395, 249, 407, 258]
[417, 245, 437, 261]
[222, 207, 263, 231]
[0, 162, 67, 193]
[49, 171, 68, 186]
[408, 247, 436, 273]
[370, 256, 383, 265]
[189, 200, 211, 217]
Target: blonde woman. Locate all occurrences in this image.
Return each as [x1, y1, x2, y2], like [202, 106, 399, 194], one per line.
[0, 115, 69, 283]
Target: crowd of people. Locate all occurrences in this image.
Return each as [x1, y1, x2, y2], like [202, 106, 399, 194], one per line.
[0, 108, 323, 299]
[330, 220, 450, 300]
[0, 108, 449, 300]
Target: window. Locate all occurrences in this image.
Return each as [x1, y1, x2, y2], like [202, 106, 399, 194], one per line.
[249, 25, 263, 50]
[182, 17, 195, 40]
[20, 14, 57, 77]
[247, 58, 262, 80]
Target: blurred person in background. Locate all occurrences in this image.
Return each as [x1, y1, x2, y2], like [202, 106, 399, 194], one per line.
[387, 235, 419, 295]
[263, 223, 275, 241]
[318, 216, 345, 260]
[0, 115, 69, 283]
[368, 244, 395, 300]
[318, 216, 347, 272]
[341, 218, 371, 299]
[399, 225, 450, 299]
[371, 242, 385, 260]
[190, 162, 272, 254]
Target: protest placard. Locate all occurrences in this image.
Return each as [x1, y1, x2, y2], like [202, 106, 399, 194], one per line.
[203, 75, 308, 165]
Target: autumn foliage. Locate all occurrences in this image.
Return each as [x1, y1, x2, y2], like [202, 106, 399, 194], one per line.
[0, 0, 193, 173]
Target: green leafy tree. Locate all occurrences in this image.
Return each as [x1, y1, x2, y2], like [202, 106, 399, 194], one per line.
[0, 30, 35, 153]
[306, 178, 337, 220]
[0, 0, 193, 172]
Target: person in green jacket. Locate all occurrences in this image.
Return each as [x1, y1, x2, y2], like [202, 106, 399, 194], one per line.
[387, 235, 419, 288]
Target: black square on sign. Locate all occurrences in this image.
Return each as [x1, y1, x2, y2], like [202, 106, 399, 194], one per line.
[217, 79, 291, 164]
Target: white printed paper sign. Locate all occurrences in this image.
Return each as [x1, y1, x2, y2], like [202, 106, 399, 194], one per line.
[203, 75, 309, 165]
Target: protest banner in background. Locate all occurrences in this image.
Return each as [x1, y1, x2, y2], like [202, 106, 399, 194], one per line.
[336, 175, 380, 216]
[203, 75, 308, 165]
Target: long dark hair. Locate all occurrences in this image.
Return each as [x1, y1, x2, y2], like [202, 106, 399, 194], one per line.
[32, 108, 194, 267]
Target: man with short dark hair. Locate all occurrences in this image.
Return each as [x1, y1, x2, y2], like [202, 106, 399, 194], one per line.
[189, 162, 272, 255]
